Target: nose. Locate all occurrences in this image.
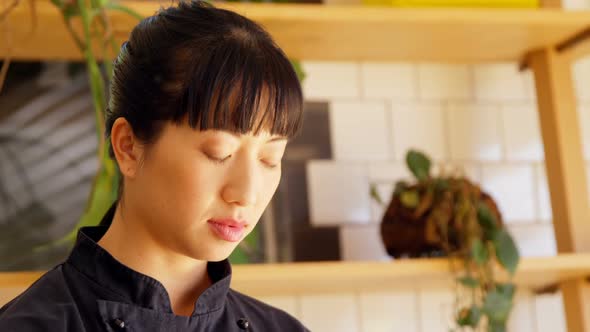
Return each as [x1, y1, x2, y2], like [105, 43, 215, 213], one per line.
[221, 157, 259, 207]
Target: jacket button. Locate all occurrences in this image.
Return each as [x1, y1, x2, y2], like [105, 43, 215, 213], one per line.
[110, 318, 126, 329]
[236, 318, 250, 330]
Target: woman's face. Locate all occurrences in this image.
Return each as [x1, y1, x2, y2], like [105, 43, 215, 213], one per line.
[122, 118, 287, 262]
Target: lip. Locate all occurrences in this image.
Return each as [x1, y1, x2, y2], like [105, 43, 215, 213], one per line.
[207, 219, 247, 242]
[208, 218, 248, 228]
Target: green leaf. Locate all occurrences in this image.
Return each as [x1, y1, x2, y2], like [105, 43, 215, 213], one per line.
[63, 4, 80, 20]
[471, 238, 489, 266]
[492, 229, 520, 276]
[457, 306, 481, 328]
[105, 3, 144, 21]
[400, 190, 419, 209]
[482, 288, 514, 324]
[229, 225, 259, 264]
[291, 60, 306, 83]
[394, 181, 408, 196]
[496, 282, 516, 299]
[434, 178, 449, 192]
[370, 184, 385, 206]
[457, 276, 479, 288]
[477, 202, 498, 233]
[489, 321, 507, 332]
[406, 150, 431, 181]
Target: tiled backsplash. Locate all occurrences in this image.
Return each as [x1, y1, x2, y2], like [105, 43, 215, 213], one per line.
[298, 57, 590, 331]
[259, 290, 566, 332]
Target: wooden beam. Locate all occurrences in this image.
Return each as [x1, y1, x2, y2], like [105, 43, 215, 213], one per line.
[529, 47, 590, 332]
[3, 0, 590, 62]
[561, 280, 590, 332]
[4, 254, 590, 302]
[541, 0, 562, 8]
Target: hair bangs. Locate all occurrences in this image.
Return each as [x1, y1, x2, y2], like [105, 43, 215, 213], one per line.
[175, 32, 303, 138]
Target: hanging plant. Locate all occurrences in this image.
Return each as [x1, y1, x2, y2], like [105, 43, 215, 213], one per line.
[371, 150, 520, 332]
[0, 0, 143, 251]
[1, 0, 305, 265]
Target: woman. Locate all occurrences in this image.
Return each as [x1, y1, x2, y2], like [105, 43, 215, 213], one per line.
[0, 0, 308, 331]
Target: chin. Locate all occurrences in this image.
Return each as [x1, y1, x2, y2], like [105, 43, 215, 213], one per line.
[187, 245, 235, 262]
[202, 252, 233, 262]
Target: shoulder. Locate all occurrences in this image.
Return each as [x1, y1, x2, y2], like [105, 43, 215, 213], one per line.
[0, 265, 81, 331]
[227, 289, 309, 331]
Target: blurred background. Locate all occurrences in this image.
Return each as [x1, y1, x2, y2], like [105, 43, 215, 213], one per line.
[1, 0, 590, 331]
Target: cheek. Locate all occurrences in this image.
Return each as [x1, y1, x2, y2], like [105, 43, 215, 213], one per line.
[256, 169, 282, 211]
[142, 152, 220, 217]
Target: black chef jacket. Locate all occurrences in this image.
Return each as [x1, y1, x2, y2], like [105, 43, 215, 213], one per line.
[0, 204, 309, 332]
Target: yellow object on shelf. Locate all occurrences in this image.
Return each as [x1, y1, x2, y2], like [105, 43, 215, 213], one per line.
[362, 0, 538, 8]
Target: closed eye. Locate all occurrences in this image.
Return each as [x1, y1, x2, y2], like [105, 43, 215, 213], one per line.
[206, 153, 231, 164]
[261, 160, 280, 169]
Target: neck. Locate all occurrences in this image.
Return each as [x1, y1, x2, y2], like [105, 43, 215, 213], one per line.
[97, 203, 212, 317]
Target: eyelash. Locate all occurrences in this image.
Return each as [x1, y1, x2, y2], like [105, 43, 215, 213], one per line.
[206, 154, 279, 169]
[207, 155, 231, 165]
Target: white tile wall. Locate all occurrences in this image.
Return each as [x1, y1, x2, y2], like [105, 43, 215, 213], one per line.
[261, 289, 568, 332]
[507, 224, 557, 257]
[330, 101, 390, 161]
[502, 104, 544, 162]
[300, 294, 360, 332]
[474, 63, 530, 102]
[447, 103, 503, 161]
[418, 288, 456, 332]
[339, 224, 390, 261]
[563, 0, 590, 9]
[360, 63, 416, 100]
[359, 291, 419, 332]
[481, 164, 537, 223]
[370, 182, 394, 223]
[534, 292, 567, 332]
[368, 162, 412, 182]
[417, 64, 472, 100]
[367, 162, 410, 221]
[508, 290, 536, 332]
[391, 103, 447, 161]
[535, 164, 553, 223]
[307, 161, 371, 226]
[302, 59, 590, 332]
[301, 61, 360, 100]
[448, 162, 482, 184]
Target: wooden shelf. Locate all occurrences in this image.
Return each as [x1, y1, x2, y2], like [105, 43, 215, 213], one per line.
[2, 254, 590, 298]
[3, 1, 590, 62]
[234, 254, 590, 295]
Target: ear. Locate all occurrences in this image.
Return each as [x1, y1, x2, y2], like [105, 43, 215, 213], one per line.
[110, 117, 143, 178]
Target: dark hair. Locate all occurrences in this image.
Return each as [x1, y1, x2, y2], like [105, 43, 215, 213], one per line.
[104, 0, 304, 208]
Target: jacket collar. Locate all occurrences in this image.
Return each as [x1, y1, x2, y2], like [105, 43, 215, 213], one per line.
[65, 202, 232, 316]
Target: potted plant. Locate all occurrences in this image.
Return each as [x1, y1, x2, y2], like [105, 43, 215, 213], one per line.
[371, 150, 520, 332]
